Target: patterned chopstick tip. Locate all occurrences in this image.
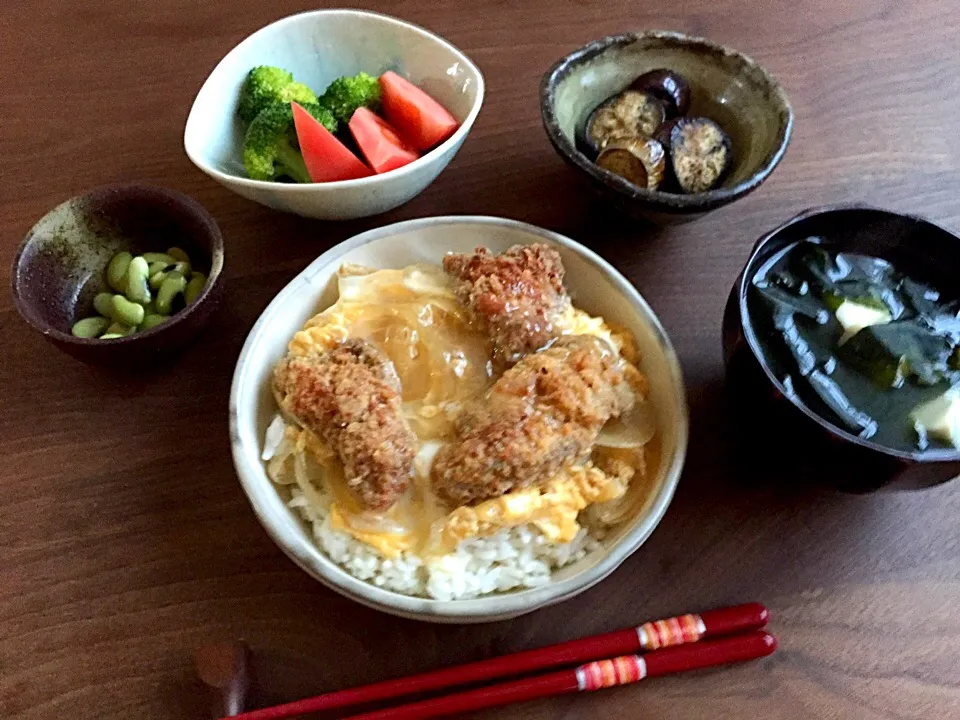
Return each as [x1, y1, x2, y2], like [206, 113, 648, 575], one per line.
[576, 655, 647, 691]
[636, 613, 706, 650]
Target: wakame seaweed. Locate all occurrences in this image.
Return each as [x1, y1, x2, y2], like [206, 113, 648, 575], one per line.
[749, 238, 960, 452]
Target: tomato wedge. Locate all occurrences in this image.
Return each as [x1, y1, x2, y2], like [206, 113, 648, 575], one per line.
[291, 102, 372, 182]
[348, 107, 420, 174]
[379, 71, 460, 151]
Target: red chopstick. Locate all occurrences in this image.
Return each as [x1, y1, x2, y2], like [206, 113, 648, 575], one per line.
[345, 631, 777, 720]
[224, 602, 767, 720]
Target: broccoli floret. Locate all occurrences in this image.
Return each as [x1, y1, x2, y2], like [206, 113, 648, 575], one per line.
[243, 102, 337, 183]
[238, 66, 319, 124]
[317, 72, 382, 125]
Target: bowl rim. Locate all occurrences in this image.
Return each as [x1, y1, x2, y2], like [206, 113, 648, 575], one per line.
[736, 202, 960, 463]
[183, 8, 486, 192]
[539, 29, 794, 213]
[229, 215, 689, 622]
[10, 183, 225, 346]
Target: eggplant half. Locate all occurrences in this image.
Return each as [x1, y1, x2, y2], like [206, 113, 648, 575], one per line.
[595, 137, 666, 190]
[629, 69, 691, 117]
[662, 117, 732, 193]
[584, 91, 666, 155]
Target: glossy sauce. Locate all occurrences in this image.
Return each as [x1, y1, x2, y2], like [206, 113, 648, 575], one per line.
[278, 264, 655, 558]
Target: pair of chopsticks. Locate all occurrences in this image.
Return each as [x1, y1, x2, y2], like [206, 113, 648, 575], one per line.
[222, 602, 773, 719]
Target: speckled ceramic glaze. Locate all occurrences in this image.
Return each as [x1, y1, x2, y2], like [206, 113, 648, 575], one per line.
[11, 185, 225, 365]
[541, 31, 793, 223]
[230, 217, 689, 622]
[723, 205, 960, 491]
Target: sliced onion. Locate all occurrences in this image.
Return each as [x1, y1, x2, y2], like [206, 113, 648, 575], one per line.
[596, 401, 656, 448]
[267, 448, 296, 485]
[342, 511, 410, 535]
[338, 263, 377, 277]
[588, 496, 633, 525]
[402, 265, 454, 297]
[337, 272, 380, 302]
[415, 440, 444, 477]
[262, 414, 288, 461]
[293, 452, 330, 510]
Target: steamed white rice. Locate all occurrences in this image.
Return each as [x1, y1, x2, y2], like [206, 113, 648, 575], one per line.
[262, 413, 607, 600]
[286, 483, 602, 601]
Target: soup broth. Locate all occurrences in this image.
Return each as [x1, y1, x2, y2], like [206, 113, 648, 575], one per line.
[748, 238, 960, 453]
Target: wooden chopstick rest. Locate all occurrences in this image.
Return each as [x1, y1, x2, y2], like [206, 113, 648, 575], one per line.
[195, 641, 253, 718]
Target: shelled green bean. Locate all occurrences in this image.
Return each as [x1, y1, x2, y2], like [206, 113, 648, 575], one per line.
[70, 246, 209, 340]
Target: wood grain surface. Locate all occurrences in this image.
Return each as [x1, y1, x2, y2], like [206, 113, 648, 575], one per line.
[2, 1, 959, 718]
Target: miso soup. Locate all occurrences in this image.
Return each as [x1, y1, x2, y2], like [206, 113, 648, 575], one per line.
[748, 238, 960, 453]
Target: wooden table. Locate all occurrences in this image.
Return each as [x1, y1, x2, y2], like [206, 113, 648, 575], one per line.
[2, 1, 959, 718]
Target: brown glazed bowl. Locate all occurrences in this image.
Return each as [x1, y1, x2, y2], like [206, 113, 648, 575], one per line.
[541, 31, 793, 224]
[11, 185, 224, 366]
[723, 205, 960, 491]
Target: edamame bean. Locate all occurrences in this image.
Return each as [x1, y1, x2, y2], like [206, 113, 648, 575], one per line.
[156, 271, 187, 314]
[167, 247, 190, 264]
[142, 300, 159, 315]
[105, 322, 136, 337]
[125, 256, 151, 304]
[171, 260, 192, 277]
[72, 316, 110, 338]
[111, 295, 145, 326]
[100, 333, 125, 339]
[93, 292, 115, 317]
[106, 251, 133, 292]
[185, 272, 207, 305]
[148, 260, 171, 275]
[139, 314, 167, 332]
[149, 271, 167, 290]
[143, 252, 177, 265]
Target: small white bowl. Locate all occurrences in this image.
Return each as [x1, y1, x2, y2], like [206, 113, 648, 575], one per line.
[230, 217, 688, 622]
[184, 10, 484, 220]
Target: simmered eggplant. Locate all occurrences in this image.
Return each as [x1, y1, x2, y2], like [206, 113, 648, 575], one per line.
[652, 117, 682, 191]
[629, 69, 691, 117]
[584, 91, 666, 155]
[596, 137, 666, 190]
[580, 69, 734, 195]
[665, 117, 731, 193]
[653, 116, 681, 147]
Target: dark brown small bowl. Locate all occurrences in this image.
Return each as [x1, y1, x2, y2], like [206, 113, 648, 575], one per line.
[723, 205, 960, 491]
[11, 185, 225, 365]
[541, 31, 793, 224]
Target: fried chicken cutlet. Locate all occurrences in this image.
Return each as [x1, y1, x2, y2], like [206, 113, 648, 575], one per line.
[274, 339, 416, 512]
[432, 335, 635, 507]
[443, 244, 569, 365]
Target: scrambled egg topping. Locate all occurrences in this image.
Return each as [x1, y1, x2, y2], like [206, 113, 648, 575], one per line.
[555, 305, 639, 364]
[328, 504, 411, 557]
[325, 462, 629, 559]
[274, 265, 647, 559]
[438, 464, 628, 550]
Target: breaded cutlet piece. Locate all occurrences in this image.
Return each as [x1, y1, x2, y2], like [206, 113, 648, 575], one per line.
[432, 335, 635, 507]
[274, 339, 416, 512]
[443, 244, 569, 365]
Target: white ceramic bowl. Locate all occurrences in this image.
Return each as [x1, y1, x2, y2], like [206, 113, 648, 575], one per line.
[230, 217, 688, 622]
[184, 10, 484, 220]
